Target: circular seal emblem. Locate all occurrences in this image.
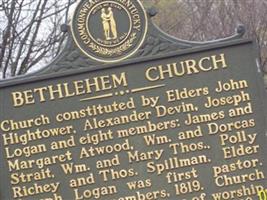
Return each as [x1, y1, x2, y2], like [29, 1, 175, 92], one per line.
[71, 0, 148, 63]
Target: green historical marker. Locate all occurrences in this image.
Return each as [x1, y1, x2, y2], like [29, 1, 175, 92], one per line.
[0, 0, 266, 200]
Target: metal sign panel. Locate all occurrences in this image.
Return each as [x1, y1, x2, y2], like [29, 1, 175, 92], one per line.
[0, 40, 266, 200]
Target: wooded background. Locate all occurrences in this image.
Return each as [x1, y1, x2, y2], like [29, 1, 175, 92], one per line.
[0, 0, 266, 86]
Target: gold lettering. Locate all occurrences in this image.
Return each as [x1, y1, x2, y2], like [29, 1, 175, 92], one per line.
[11, 72, 128, 107]
[145, 53, 228, 82]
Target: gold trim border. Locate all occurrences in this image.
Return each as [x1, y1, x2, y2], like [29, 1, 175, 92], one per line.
[70, 0, 148, 63]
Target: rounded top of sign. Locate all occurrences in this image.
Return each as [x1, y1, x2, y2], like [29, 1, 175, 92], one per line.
[71, 0, 148, 63]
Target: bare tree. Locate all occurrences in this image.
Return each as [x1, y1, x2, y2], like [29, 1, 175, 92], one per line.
[0, 0, 75, 78]
[151, 0, 267, 75]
